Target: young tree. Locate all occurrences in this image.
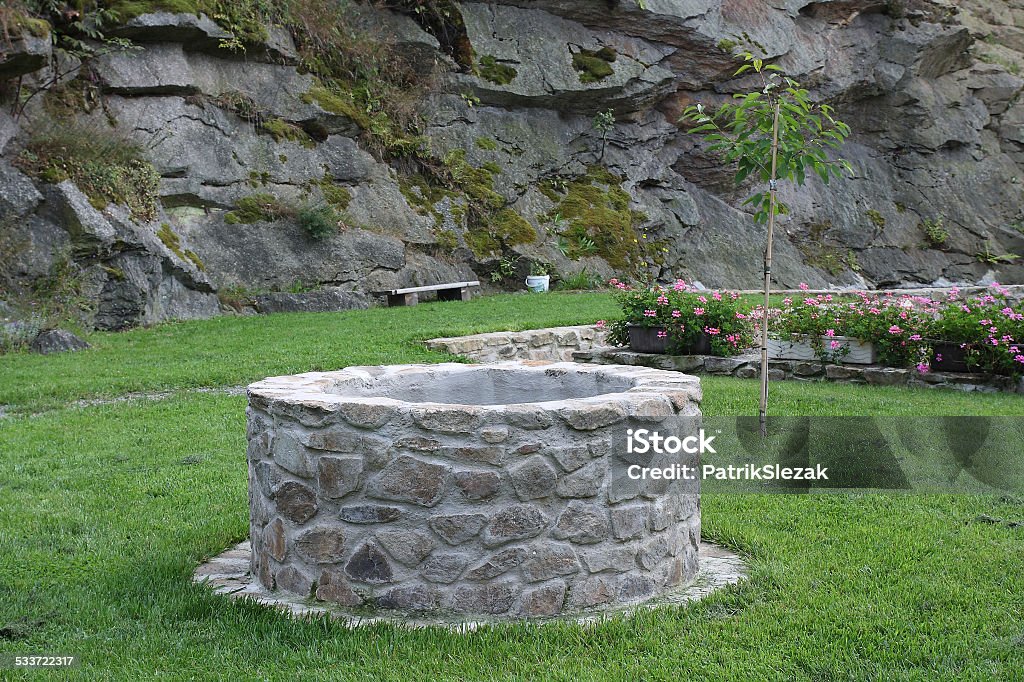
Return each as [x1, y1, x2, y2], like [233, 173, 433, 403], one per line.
[681, 54, 852, 433]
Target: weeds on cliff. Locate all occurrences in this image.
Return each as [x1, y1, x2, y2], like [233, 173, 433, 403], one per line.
[921, 218, 948, 248]
[14, 119, 161, 221]
[286, 0, 431, 158]
[297, 203, 340, 239]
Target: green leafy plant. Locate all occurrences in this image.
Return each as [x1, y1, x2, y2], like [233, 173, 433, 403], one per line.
[592, 109, 615, 161]
[528, 261, 551, 277]
[921, 218, 948, 248]
[976, 241, 1020, 265]
[555, 268, 603, 291]
[681, 53, 852, 427]
[489, 255, 519, 283]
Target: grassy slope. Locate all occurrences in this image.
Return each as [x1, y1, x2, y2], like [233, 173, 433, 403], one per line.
[0, 293, 1022, 680]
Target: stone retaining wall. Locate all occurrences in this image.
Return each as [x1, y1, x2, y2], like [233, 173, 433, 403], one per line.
[424, 326, 609, 363]
[246, 361, 703, 620]
[573, 349, 1024, 394]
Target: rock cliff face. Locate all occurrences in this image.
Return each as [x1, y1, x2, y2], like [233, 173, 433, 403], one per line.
[1, 0, 1022, 329]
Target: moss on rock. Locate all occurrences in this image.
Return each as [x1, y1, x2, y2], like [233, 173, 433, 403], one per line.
[474, 136, 499, 151]
[572, 48, 616, 84]
[478, 55, 517, 85]
[261, 118, 315, 148]
[544, 165, 648, 270]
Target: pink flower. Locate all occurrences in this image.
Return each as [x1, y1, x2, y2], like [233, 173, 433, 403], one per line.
[595, 320, 607, 329]
[830, 340, 841, 350]
[799, 282, 810, 291]
[657, 295, 669, 305]
[694, 307, 705, 316]
[673, 279, 687, 291]
[712, 291, 722, 301]
[704, 326, 720, 335]
[909, 334, 922, 341]
[916, 362, 930, 374]
[825, 329, 835, 337]
[961, 305, 970, 312]
[804, 298, 819, 306]
[643, 309, 657, 318]
[936, 354, 943, 362]
[697, 295, 708, 304]
[736, 312, 747, 319]
[657, 330, 667, 339]
[1016, 354, 1024, 364]
[671, 309, 681, 318]
[888, 325, 902, 334]
[782, 298, 793, 306]
[980, 319, 992, 326]
[869, 308, 881, 315]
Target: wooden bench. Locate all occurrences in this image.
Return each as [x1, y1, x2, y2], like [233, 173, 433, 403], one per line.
[374, 281, 480, 307]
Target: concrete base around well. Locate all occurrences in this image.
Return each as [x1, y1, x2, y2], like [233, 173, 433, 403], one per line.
[193, 540, 747, 631]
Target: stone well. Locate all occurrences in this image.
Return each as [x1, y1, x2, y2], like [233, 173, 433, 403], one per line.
[246, 361, 703, 619]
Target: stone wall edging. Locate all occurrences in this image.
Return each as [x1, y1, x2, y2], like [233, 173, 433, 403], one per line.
[573, 349, 1024, 395]
[425, 326, 1023, 394]
[423, 326, 610, 363]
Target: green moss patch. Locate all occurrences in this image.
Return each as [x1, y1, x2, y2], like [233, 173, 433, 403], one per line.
[543, 165, 649, 270]
[478, 55, 517, 85]
[474, 137, 499, 151]
[302, 81, 427, 158]
[572, 47, 617, 84]
[261, 118, 315, 148]
[866, 209, 886, 229]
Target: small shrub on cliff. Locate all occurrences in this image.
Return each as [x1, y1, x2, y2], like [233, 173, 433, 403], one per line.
[297, 203, 340, 239]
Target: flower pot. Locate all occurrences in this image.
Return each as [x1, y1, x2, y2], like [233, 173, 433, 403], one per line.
[767, 335, 877, 364]
[930, 341, 970, 373]
[525, 275, 550, 293]
[674, 332, 713, 356]
[627, 324, 668, 354]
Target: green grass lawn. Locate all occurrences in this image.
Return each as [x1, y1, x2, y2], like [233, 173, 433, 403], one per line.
[0, 293, 1022, 680]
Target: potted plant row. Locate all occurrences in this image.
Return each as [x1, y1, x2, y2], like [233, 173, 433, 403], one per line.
[768, 283, 1024, 377]
[606, 279, 753, 357]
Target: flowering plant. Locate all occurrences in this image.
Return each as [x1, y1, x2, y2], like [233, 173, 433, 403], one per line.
[770, 283, 1024, 376]
[772, 286, 936, 367]
[925, 285, 1024, 375]
[606, 279, 753, 356]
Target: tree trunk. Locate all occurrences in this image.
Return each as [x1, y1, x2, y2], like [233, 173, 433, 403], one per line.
[759, 101, 782, 437]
